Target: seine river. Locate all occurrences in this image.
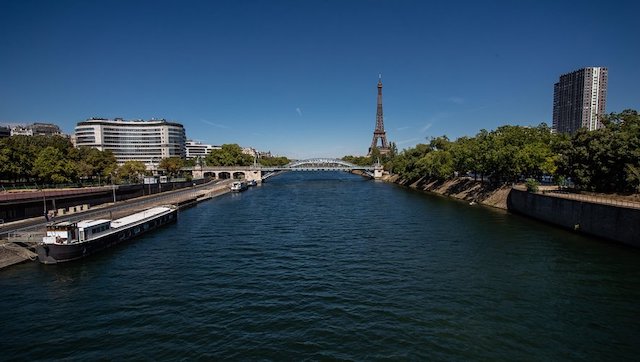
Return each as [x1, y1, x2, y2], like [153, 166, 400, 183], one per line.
[2, 172, 639, 360]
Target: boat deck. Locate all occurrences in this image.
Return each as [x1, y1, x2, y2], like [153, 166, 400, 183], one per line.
[110, 206, 174, 229]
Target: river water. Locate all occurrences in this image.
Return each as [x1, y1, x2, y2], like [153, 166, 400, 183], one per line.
[1, 172, 639, 360]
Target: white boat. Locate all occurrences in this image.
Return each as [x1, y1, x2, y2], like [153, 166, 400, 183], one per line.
[230, 181, 247, 192]
[36, 205, 178, 264]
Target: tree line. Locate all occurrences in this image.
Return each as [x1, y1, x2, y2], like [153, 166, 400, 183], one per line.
[0, 138, 291, 186]
[0, 135, 117, 185]
[343, 110, 640, 193]
[203, 144, 289, 167]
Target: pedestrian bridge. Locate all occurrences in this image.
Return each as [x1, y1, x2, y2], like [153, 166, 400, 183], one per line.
[187, 158, 383, 182]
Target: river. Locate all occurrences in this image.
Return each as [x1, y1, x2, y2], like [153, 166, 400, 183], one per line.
[1, 172, 639, 360]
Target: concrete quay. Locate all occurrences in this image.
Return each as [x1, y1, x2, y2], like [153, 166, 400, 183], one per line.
[0, 179, 234, 269]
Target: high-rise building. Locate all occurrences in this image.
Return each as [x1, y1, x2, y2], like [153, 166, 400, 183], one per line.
[552, 67, 608, 134]
[74, 118, 186, 166]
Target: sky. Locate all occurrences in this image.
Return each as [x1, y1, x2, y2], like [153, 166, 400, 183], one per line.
[1, 0, 639, 159]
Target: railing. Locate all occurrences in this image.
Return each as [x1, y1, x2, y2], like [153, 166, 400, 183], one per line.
[0, 186, 111, 202]
[524, 187, 640, 209]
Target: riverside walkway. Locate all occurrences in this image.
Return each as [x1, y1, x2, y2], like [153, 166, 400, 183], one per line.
[513, 185, 640, 210]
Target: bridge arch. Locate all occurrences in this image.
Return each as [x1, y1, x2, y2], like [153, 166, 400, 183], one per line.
[218, 172, 231, 179]
[233, 172, 245, 179]
[287, 158, 360, 169]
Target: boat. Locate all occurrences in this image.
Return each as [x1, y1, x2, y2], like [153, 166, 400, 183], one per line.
[230, 181, 248, 192]
[246, 180, 257, 187]
[36, 205, 178, 264]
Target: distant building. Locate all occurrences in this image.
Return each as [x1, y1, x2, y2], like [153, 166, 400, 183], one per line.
[185, 140, 220, 159]
[257, 151, 272, 159]
[0, 125, 10, 138]
[553, 67, 608, 134]
[10, 126, 33, 136]
[6, 122, 62, 137]
[74, 117, 186, 166]
[30, 122, 62, 136]
[242, 147, 257, 158]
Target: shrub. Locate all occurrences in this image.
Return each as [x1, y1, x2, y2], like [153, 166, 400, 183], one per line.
[525, 178, 540, 192]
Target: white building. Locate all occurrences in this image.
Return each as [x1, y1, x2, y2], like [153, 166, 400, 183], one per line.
[74, 118, 186, 166]
[8, 123, 62, 137]
[10, 126, 33, 136]
[242, 147, 257, 157]
[185, 140, 220, 159]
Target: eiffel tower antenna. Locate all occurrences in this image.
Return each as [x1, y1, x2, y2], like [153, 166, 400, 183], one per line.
[368, 75, 390, 156]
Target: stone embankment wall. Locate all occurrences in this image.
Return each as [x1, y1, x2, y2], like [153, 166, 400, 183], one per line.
[383, 174, 511, 209]
[507, 189, 640, 247]
[384, 173, 640, 246]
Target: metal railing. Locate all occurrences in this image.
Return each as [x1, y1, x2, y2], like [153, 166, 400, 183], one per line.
[536, 189, 640, 209]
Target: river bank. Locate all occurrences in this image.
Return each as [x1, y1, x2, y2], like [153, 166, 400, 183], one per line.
[382, 173, 640, 247]
[382, 174, 512, 209]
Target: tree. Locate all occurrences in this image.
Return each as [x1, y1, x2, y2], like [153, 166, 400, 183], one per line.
[32, 146, 75, 184]
[342, 155, 372, 166]
[205, 144, 253, 166]
[557, 110, 640, 192]
[259, 156, 290, 167]
[159, 157, 185, 177]
[117, 161, 148, 183]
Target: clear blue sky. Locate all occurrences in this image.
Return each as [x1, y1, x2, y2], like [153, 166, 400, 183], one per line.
[1, 0, 638, 158]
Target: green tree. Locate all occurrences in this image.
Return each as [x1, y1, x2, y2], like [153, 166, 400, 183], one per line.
[159, 157, 185, 177]
[68, 147, 116, 182]
[259, 156, 290, 167]
[557, 110, 640, 192]
[342, 155, 373, 166]
[205, 144, 253, 166]
[117, 161, 148, 183]
[32, 146, 75, 184]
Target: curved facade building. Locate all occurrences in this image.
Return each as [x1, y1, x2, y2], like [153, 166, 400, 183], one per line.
[75, 118, 186, 165]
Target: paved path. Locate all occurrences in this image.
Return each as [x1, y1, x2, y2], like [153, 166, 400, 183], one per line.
[513, 185, 640, 209]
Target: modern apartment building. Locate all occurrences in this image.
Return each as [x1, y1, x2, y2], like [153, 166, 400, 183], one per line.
[74, 118, 186, 166]
[185, 140, 220, 159]
[552, 67, 608, 134]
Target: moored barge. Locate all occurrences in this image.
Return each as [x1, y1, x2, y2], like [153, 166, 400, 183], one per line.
[36, 205, 177, 264]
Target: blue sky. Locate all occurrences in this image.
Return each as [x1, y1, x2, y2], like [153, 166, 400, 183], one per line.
[1, 0, 638, 158]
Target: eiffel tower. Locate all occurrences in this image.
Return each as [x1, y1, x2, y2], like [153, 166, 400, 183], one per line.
[368, 74, 390, 156]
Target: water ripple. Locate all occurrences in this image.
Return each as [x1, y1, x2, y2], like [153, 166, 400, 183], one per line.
[1, 172, 640, 359]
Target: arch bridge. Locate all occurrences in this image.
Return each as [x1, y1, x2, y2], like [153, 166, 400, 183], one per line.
[188, 158, 383, 183]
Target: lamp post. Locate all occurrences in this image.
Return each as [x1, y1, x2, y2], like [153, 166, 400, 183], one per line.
[42, 188, 47, 216]
[111, 174, 116, 204]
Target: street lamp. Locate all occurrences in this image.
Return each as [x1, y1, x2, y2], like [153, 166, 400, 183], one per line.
[42, 187, 47, 217]
[111, 173, 117, 203]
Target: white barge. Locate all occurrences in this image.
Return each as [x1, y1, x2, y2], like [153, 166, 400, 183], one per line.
[36, 205, 178, 264]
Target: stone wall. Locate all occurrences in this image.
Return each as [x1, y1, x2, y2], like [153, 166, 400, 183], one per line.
[507, 189, 640, 247]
